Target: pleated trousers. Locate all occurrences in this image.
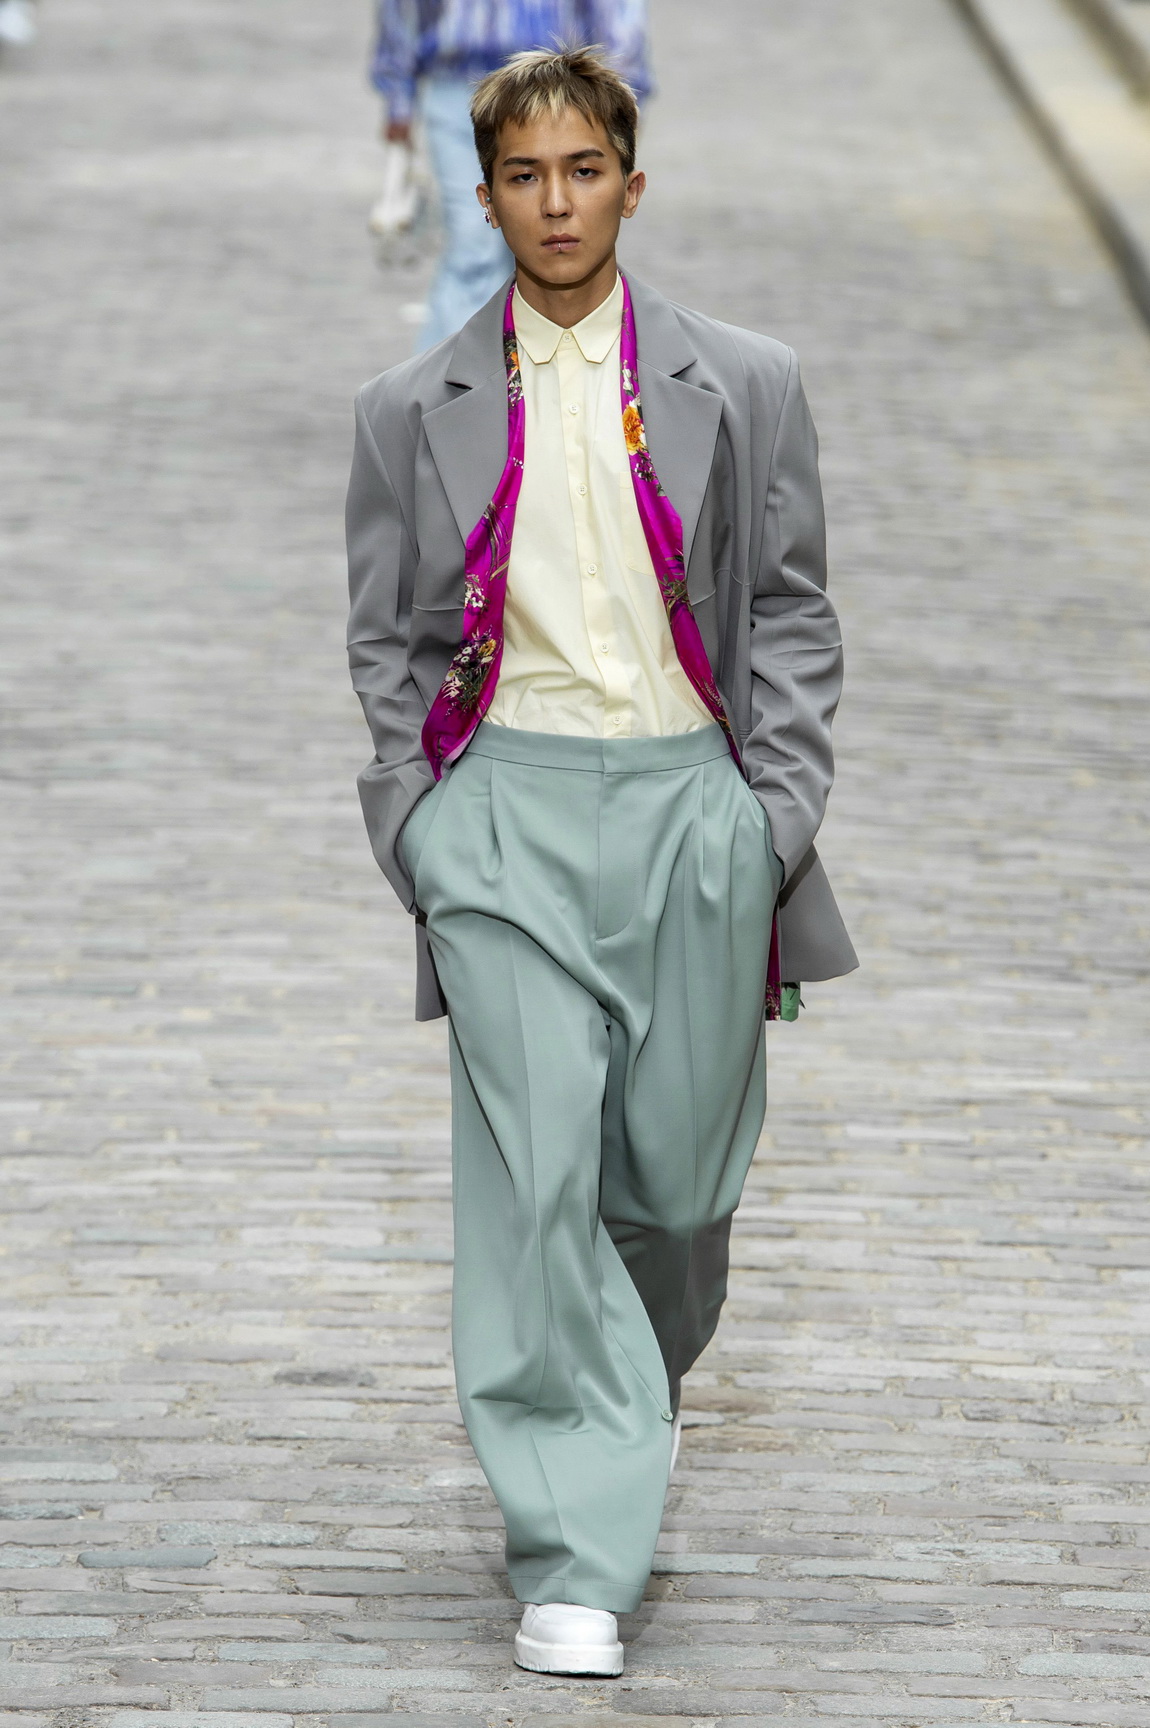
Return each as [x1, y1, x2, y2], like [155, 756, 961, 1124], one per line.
[401, 722, 779, 1611]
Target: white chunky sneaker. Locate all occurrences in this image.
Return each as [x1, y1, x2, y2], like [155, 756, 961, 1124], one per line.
[367, 141, 420, 237]
[514, 1602, 624, 1676]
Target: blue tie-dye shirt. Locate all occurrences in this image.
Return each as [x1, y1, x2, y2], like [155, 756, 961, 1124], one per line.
[371, 0, 651, 122]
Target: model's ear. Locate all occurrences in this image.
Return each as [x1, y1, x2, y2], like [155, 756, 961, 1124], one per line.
[622, 169, 646, 220]
[476, 184, 501, 230]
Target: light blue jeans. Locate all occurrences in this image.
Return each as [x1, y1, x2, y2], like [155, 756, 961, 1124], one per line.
[417, 75, 514, 352]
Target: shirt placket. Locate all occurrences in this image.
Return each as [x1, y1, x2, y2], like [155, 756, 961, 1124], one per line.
[555, 334, 633, 738]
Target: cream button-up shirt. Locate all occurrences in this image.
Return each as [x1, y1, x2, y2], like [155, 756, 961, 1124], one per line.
[484, 277, 710, 738]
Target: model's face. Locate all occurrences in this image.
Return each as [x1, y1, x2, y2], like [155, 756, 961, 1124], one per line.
[479, 108, 644, 288]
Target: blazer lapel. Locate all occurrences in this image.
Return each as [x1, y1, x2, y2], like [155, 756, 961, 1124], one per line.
[639, 370, 722, 590]
[628, 276, 723, 590]
[421, 282, 511, 548]
[422, 374, 507, 548]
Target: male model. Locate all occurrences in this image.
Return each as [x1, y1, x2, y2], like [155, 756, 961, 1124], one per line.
[369, 0, 648, 348]
[347, 48, 856, 1678]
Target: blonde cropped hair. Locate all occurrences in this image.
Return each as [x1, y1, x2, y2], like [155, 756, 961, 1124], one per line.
[471, 46, 639, 186]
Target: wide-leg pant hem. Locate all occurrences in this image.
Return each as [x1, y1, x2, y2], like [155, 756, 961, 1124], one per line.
[512, 1568, 652, 1614]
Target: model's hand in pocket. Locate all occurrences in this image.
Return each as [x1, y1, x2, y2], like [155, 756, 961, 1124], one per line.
[400, 779, 448, 890]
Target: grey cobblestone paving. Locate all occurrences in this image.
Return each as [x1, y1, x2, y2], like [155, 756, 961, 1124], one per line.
[2, 0, 1149, 1723]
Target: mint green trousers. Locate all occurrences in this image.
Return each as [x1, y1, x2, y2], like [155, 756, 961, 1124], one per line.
[401, 723, 779, 1611]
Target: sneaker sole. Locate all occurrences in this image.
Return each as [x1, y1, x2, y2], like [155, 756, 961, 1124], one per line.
[513, 1631, 624, 1677]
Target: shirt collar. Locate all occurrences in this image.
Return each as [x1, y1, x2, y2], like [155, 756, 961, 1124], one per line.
[512, 274, 623, 365]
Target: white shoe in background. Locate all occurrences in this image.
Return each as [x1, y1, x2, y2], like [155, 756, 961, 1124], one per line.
[514, 1601, 624, 1676]
[669, 1411, 682, 1474]
[0, 0, 37, 45]
[368, 140, 420, 237]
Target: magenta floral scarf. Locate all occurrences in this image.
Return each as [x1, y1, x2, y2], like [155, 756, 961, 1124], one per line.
[420, 273, 784, 1017]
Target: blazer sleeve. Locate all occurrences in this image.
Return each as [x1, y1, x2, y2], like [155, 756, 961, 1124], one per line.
[743, 351, 844, 882]
[346, 389, 437, 912]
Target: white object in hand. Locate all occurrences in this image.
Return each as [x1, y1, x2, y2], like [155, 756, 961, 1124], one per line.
[369, 142, 420, 237]
[514, 1602, 625, 1676]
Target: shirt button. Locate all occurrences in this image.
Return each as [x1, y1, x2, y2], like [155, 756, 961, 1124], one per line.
[577, 484, 588, 496]
[562, 331, 573, 343]
[567, 403, 579, 414]
[599, 643, 610, 654]
[586, 563, 597, 575]
[611, 714, 623, 727]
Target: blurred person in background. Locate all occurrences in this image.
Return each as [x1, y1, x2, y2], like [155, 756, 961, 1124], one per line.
[369, 1, 649, 350]
[0, 0, 37, 48]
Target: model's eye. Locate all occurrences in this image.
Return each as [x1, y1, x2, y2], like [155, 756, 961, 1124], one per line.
[574, 167, 598, 179]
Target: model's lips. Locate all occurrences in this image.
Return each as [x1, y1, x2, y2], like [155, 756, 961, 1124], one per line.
[542, 234, 579, 252]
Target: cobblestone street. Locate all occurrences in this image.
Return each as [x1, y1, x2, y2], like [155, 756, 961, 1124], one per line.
[2, 0, 1150, 1722]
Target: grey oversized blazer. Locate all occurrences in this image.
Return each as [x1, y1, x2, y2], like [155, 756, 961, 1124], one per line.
[347, 275, 858, 1020]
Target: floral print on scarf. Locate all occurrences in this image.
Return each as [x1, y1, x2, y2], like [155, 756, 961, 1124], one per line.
[421, 308, 524, 777]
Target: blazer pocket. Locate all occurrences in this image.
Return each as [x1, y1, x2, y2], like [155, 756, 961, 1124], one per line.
[410, 599, 464, 665]
[412, 561, 466, 613]
[412, 592, 465, 615]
